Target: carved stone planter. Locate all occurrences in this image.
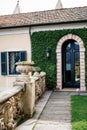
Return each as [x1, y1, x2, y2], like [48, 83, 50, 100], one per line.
[16, 64, 33, 75]
[15, 61, 34, 82]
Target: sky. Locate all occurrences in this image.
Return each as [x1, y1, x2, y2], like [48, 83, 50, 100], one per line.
[0, 0, 87, 15]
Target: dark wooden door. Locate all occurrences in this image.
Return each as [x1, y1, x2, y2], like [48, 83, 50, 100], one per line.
[62, 40, 80, 88]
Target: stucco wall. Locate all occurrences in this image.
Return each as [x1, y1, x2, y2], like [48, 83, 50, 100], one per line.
[31, 22, 87, 34]
[0, 27, 31, 88]
[0, 33, 30, 53]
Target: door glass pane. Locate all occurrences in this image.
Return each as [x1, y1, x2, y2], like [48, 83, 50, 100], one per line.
[66, 43, 71, 50]
[75, 52, 80, 82]
[65, 52, 71, 82]
[66, 52, 71, 71]
[75, 42, 79, 50]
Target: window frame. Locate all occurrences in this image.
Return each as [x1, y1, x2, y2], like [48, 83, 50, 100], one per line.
[1, 50, 27, 75]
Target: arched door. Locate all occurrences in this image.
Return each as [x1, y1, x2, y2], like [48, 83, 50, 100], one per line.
[62, 40, 80, 88]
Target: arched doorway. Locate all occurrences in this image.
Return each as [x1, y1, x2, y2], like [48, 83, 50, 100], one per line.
[62, 39, 80, 88]
[56, 34, 86, 91]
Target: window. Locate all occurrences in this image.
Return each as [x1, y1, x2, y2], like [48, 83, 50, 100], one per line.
[1, 51, 26, 75]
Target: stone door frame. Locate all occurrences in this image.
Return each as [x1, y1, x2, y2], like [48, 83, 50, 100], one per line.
[56, 34, 86, 91]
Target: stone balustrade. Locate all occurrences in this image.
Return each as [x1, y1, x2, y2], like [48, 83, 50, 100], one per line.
[32, 72, 46, 102]
[0, 85, 25, 130]
[0, 61, 46, 130]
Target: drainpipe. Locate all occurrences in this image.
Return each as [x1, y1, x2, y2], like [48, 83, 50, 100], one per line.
[29, 27, 32, 60]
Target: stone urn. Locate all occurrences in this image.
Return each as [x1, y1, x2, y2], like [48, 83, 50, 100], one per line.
[15, 61, 35, 82]
[33, 67, 41, 77]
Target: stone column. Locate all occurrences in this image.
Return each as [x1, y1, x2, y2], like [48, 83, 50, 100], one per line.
[14, 61, 35, 117]
[23, 81, 35, 117]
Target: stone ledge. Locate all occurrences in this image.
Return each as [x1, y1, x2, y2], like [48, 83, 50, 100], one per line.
[0, 86, 23, 103]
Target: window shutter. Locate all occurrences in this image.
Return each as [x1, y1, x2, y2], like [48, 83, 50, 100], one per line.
[1, 52, 7, 75]
[20, 51, 27, 61]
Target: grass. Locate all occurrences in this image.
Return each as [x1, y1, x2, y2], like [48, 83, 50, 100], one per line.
[71, 95, 87, 130]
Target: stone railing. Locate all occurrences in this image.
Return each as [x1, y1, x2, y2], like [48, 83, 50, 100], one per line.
[15, 61, 46, 103]
[0, 85, 25, 130]
[32, 71, 46, 102]
[0, 61, 46, 130]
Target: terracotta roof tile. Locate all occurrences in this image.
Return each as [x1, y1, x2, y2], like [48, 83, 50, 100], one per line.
[0, 6, 87, 28]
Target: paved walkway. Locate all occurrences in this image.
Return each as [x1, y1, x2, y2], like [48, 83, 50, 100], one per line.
[34, 91, 72, 130]
[16, 91, 52, 130]
[16, 91, 72, 130]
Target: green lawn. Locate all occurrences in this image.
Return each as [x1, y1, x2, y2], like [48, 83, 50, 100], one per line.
[71, 95, 87, 130]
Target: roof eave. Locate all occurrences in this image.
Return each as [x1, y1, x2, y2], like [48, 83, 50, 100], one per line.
[0, 20, 87, 29]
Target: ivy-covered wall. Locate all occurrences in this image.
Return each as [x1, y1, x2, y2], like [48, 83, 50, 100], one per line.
[31, 28, 87, 89]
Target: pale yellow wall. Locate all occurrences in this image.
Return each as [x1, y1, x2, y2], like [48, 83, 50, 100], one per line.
[0, 27, 31, 88]
[0, 32, 31, 58]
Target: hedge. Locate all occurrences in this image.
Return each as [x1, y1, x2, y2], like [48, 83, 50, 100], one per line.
[31, 28, 87, 89]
